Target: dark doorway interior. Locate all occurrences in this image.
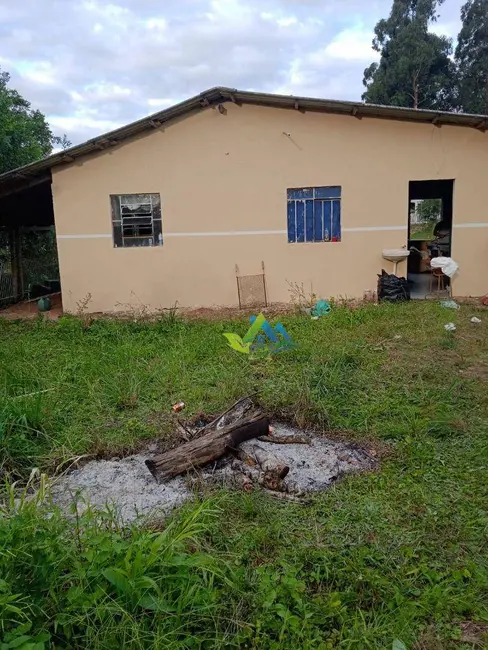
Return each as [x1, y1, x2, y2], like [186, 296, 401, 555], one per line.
[407, 179, 454, 299]
[0, 179, 60, 308]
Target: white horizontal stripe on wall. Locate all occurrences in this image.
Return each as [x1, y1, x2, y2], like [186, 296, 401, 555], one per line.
[57, 225, 407, 240]
[342, 226, 406, 232]
[453, 223, 488, 229]
[57, 234, 112, 239]
[164, 230, 287, 237]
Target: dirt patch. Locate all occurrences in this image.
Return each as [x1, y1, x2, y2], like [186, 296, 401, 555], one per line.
[51, 423, 376, 523]
[413, 621, 488, 649]
[181, 303, 291, 321]
[0, 293, 63, 321]
[460, 362, 488, 381]
[413, 625, 444, 650]
[457, 622, 488, 647]
[85, 303, 293, 323]
[69, 296, 381, 323]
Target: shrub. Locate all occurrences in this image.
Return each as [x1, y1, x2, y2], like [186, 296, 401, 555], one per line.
[0, 478, 236, 649]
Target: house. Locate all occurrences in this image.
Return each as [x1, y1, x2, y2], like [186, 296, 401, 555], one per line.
[0, 87, 487, 312]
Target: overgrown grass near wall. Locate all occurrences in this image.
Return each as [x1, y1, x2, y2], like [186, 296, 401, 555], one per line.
[0, 303, 487, 648]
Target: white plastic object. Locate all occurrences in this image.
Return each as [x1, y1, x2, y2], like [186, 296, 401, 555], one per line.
[430, 257, 459, 278]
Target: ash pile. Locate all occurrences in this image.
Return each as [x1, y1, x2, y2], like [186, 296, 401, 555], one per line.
[51, 398, 376, 523]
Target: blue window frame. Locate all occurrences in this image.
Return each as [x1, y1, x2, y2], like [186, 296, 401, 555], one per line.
[287, 186, 341, 243]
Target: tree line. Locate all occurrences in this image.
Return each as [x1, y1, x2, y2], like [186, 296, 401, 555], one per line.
[0, 0, 487, 175]
[363, 0, 488, 113]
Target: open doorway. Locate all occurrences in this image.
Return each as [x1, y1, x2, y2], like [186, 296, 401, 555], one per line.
[407, 179, 454, 299]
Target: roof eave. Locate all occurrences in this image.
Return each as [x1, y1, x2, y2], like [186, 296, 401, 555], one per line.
[0, 86, 231, 187]
[0, 86, 486, 192]
[223, 88, 488, 128]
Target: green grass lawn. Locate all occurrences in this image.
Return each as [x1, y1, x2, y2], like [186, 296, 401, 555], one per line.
[0, 303, 487, 649]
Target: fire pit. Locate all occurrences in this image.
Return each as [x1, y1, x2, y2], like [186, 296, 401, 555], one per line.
[51, 398, 377, 523]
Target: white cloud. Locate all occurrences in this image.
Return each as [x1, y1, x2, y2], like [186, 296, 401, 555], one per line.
[82, 1, 130, 23]
[206, 0, 250, 21]
[0, 0, 465, 145]
[324, 27, 378, 62]
[147, 98, 176, 108]
[145, 17, 168, 30]
[261, 12, 297, 27]
[49, 115, 123, 134]
[276, 16, 297, 27]
[13, 61, 57, 86]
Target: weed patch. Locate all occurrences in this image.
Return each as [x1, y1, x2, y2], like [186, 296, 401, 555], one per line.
[0, 302, 487, 648]
[0, 482, 239, 648]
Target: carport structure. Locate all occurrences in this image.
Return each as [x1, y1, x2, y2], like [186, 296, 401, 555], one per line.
[0, 172, 60, 308]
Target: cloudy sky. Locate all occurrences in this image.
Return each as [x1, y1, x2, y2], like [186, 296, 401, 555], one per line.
[0, 0, 465, 145]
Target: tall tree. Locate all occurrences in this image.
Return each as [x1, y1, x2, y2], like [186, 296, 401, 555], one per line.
[363, 0, 456, 110]
[455, 0, 488, 114]
[0, 68, 69, 174]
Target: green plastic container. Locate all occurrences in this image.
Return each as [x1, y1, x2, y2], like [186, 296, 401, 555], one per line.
[37, 296, 51, 313]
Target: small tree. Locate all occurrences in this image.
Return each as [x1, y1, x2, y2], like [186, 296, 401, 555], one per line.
[416, 198, 442, 222]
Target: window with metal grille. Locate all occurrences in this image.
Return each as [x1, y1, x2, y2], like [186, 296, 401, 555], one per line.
[110, 194, 162, 248]
[287, 186, 341, 243]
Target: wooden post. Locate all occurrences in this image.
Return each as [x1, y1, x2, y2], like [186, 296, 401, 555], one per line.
[9, 227, 23, 301]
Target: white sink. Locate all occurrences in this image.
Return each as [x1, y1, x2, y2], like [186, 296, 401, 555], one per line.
[382, 248, 410, 262]
[382, 249, 410, 275]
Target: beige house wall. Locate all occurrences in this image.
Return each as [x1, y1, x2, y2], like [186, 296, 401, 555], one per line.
[52, 104, 488, 313]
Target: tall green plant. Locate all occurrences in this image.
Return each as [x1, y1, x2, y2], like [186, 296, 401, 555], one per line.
[455, 0, 488, 114]
[0, 487, 235, 649]
[0, 397, 49, 476]
[363, 0, 456, 110]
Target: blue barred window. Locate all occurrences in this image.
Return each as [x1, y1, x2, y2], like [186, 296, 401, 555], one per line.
[287, 186, 341, 243]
